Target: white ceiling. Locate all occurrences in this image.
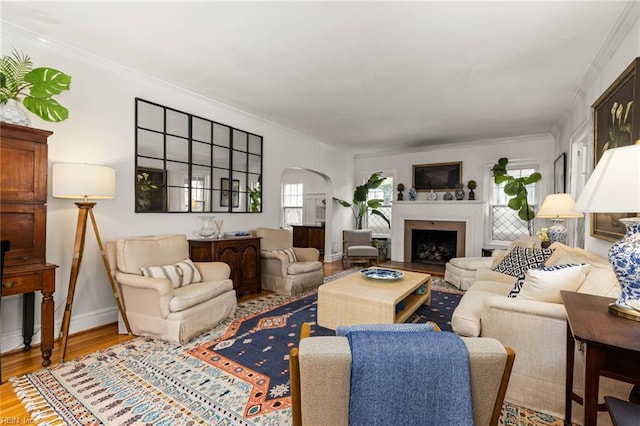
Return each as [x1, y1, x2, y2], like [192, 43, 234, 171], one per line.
[1, 1, 632, 155]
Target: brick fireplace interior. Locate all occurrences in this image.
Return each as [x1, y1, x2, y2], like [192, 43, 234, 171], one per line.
[404, 220, 466, 264]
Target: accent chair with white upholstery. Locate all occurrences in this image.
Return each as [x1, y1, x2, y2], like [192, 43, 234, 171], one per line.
[254, 227, 323, 295]
[106, 234, 237, 344]
[342, 229, 379, 268]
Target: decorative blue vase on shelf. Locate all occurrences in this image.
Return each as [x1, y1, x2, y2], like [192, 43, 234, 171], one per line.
[408, 187, 417, 201]
[443, 191, 453, 201]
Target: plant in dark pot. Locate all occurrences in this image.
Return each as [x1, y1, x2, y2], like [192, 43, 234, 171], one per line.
[334, 172, 390, 230]
[0, 49, 72, 126]
[491, 158, 541, 236]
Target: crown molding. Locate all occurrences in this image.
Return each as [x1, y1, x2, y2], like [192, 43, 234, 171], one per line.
[354, 132, 554, 160]
[556, 1, 640, 128]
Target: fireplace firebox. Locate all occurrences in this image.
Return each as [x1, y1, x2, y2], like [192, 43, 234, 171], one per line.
[404, 220, 466, 263]
[411, 229, 457, 264]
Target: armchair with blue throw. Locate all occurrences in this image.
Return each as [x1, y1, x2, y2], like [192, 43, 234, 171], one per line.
[290, 323, 515, 426]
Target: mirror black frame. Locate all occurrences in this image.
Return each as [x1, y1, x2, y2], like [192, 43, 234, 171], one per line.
[135, 98, 263, 213]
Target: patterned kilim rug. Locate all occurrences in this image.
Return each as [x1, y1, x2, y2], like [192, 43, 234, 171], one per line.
[10, 269, 563, 425]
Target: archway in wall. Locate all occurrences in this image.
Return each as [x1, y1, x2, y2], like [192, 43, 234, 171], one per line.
[281, 167, 334, 262]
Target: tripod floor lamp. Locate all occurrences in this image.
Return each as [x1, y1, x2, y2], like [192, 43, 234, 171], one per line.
[52, 163, 131, 362]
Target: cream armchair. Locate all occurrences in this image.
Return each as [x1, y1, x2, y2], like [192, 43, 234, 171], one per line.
[254, 227, 323, 295]
[106, 234, 237, 344]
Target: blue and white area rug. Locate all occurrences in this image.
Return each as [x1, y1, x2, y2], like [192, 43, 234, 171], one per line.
[10, 270, 562, 425]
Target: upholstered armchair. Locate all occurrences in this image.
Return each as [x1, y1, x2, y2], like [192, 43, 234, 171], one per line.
[342, 229, 379, 268]
[290, 324, 515, 426]
[106, 234, 237, 344]
[254, 227, 323, 295]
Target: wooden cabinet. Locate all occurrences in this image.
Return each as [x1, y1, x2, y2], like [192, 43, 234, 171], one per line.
[189, 237, 261, 296]
[292, 225, 325, 255]
[0, 123, 57, 368]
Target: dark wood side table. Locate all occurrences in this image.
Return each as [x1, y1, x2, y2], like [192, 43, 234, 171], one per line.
[189, 237, 261, 296]
[561, 291, 640, 426]
[2, 263, 57, 368]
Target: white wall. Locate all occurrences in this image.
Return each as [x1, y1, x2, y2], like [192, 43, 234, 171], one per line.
[553, 10, 640, 257]
[1, 29, 352, 353]
[355, 133, 556, 249]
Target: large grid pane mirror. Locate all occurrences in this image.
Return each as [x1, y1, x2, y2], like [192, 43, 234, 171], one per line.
[135, 98, 263, 213]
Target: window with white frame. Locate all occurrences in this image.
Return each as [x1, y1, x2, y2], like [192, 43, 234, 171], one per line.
[489, 165, 539, 243]
[367, 176, 393, 238]
[283, 183, 303, 229]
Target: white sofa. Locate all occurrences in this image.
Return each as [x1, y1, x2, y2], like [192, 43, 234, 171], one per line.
[451, 242, 632, 424]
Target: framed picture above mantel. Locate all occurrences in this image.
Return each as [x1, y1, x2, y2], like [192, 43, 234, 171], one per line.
[412, 161, 462, 191]
[590, 57, 639, 241]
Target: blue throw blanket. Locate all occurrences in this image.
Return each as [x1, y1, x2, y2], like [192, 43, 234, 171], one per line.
[346, 329, 473, 426]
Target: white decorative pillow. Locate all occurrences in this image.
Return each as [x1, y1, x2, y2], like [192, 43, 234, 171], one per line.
[517, 264, 589, 303]
[141, 259, 202, 288]
[275, 248, 297, 263]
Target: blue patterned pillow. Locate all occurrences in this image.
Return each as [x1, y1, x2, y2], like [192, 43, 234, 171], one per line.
[491, 246, 554, 297]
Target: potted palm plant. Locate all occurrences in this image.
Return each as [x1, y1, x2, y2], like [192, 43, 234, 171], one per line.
[334, 171, 390, 230]
[0, 49, 72, 125]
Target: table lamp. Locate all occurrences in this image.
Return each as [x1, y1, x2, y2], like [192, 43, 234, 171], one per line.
[537, 193, 583, 244]
[52, 163, 131, 361]
[573, 144, 640, 320]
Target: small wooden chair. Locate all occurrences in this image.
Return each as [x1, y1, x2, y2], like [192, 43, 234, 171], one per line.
[342, 230, 379, 269]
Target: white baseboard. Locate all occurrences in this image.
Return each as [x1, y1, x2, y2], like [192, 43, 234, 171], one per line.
[1, 307, 118, 355]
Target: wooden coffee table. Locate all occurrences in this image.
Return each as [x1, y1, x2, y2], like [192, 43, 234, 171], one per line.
[317, 269, 431, 330]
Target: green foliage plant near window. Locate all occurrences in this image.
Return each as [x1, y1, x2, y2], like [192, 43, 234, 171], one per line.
[0, 49, 72, 122]
[334, 171, 391, 230]
[491, 158, 541, 236]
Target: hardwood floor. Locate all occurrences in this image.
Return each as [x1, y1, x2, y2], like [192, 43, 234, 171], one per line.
[0, 261, 346, 418]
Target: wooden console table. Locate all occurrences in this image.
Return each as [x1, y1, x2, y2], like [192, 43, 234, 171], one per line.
[188, 237, 261, 296]
[2, 263, 57, 367]
[561, 291, 640, 426]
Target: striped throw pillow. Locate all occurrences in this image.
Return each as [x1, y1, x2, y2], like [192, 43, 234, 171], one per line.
[276, 248, 298, 263]
[141, 258, 202, 288]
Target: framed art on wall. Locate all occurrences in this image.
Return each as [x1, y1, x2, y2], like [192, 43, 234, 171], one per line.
[412, 161, 462, 191]
[590, 57, 639, 241]
[554, 153, 566, 193]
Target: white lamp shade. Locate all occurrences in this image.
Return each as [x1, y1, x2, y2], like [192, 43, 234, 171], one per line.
[52, 163, 116, 200]
[573, 144, 640, 213]
[537, 193, 583, 218]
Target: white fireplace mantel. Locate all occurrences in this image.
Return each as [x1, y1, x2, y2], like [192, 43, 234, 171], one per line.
[391, 200, 487, 261]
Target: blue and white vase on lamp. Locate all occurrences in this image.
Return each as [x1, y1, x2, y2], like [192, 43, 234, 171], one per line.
[546, 219, 568, 244]
[609, 218, 640, 314]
